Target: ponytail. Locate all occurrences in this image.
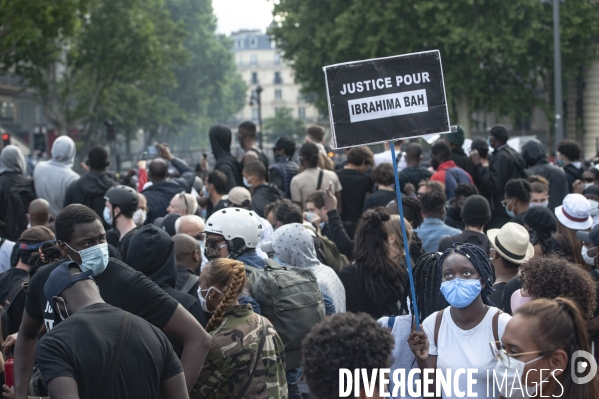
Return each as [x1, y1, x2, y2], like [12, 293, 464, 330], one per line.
[205, 259, 247, 332]
[28, 242, 64, 278]
[515, 297, 599, 399]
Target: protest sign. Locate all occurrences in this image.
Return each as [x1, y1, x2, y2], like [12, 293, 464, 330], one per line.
[323, 50, 450, 148]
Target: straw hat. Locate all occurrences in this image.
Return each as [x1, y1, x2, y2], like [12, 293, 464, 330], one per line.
[487, 222, 534, 264]
[554, 193, 592, 230]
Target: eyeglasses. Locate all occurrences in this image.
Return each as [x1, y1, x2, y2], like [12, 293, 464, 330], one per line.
[178, 191, 189, 211]
[206, 238, 226, 249]
[489, 341, 552, 368]
[194, 232, 206, 241]
[501, 199, 513, 207]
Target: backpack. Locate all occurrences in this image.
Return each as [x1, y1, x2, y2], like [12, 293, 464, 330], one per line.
[0, 277, 27, 340]
[314, 234, 349, 271]
[0, 179, 34, 241]
[245, 259, 325, 370]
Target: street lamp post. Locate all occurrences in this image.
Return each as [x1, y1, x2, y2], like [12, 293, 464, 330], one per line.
[553, 0, 564, 151]
[249, 85, 264, 150]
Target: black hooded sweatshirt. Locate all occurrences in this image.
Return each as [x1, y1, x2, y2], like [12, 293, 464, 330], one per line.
[209, 125, 242, 192]
[521, 140, 569, 210]
[127, 225, 206, 355]
[63, 172, 119, 229]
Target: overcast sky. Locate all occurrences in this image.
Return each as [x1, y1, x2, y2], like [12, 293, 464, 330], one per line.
[213, 0, 274, 35]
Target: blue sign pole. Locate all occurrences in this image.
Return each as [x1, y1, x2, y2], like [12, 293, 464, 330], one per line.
[390, 143, 420, 330]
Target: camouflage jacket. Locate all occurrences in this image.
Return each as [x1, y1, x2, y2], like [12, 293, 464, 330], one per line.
[191, 304, 288, 399]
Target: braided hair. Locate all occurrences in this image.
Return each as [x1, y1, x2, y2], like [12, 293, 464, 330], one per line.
[438, 243, 495, 306]
[399, 252, 448, 323]
[28, 241, 65, 279]
[204, 258, 247, 332]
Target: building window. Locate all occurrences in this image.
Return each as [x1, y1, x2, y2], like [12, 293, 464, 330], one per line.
[252, 108, 259, 121]
[250, 54, 257, 65]
[274, 71, 282, 84]
[275, 89, 282, 100]
[274, 53, 281, 65]
[250, 37, 258, 48]
[251, 72, 258, 84]
[298, 107, 306, 120]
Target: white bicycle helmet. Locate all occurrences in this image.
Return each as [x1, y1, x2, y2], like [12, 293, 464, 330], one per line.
[205, 208, 262, 256]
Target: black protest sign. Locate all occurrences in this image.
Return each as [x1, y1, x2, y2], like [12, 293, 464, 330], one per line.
[323, 50, 449, 148]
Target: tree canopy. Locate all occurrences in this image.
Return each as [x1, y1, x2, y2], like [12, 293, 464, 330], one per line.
[270, 0, 599, 128]
[1, 0, 246, 149]
[263, 107, 305, 143]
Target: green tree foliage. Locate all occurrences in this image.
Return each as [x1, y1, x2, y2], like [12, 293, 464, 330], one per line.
[0, 0, 85, 62]
[270, 0, 599, 123]
[263, 107, 305, 142]
[6, 0, 186, 136]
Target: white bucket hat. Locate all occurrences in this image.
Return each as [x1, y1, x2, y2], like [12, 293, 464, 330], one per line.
[487, 222, 534, 264]
[554, 193, 592, 230]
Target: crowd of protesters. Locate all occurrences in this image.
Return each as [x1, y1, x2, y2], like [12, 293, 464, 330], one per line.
[0, 121, 597, 398]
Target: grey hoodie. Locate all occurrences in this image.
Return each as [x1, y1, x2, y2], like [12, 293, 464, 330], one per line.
[33, 136, 80, 215]
[0, 145, 26, 176]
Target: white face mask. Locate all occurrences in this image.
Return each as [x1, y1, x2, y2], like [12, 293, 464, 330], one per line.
[133, 209, 147, 226]
[585, 182, 594, 190]
[582, 245, 597, 266]
[529, 200, 548, 208]
[197, 286, 223, 313]
[494, 355, 547, 398]
[588, 200, 599, 217]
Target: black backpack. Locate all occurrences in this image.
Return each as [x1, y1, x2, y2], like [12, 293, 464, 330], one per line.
[0, 277, 27, 340]
[0, 178, 34, 241]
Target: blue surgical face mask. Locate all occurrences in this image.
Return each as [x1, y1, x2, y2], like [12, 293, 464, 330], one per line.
[243, 176, 253, 188]
[504, 200, 516, 218]
[103, 206, 113, 225]
[440, 278, 482, 308]
[65, 242, 109, 276]
[487, 138, 492, 148]
[202, 186, 209, 197]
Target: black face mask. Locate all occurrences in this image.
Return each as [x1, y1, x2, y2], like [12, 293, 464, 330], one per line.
[204, 238, 228, 260]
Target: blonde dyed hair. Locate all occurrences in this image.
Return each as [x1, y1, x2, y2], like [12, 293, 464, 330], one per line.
[204, 258, 247, 332]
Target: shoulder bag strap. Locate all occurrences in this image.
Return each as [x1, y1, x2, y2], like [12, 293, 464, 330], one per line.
[387, 316, 396, 330]
[434, 309, 444, 348]
[2, 278, 26, 312]
[180, 274, 199, 294]
[235, 316, 268, 399]
[316, 169, 324, 190]
[492, 309, 502, 350]
[97, 311, 131, 399]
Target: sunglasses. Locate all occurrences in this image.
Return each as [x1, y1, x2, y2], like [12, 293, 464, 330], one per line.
[178, 191, 189, 211]
[194, 232, 206, 241]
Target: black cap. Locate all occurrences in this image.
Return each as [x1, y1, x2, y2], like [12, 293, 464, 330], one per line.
[460, 195, 491, 224]
[157, 213, 180, 237]
[471, 138, 489, 158]
[44, 262, 94, 304]
[524, 206, 557, 235]
[490, 125, 509, 142]
[577, 224, 599, 246]
[584, 184, 599, 198]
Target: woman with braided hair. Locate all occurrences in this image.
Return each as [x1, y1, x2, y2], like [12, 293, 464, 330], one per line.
[408, 243, 512, 398]
[378, 253, 447, 399]
[191, 258, 287, 399]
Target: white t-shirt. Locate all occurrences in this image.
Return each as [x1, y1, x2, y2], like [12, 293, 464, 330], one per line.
[423, 306, 511, 398]
[378, 315, 421, 399]
[0, 239, 15, 273]
[373, 150, 407, 171]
